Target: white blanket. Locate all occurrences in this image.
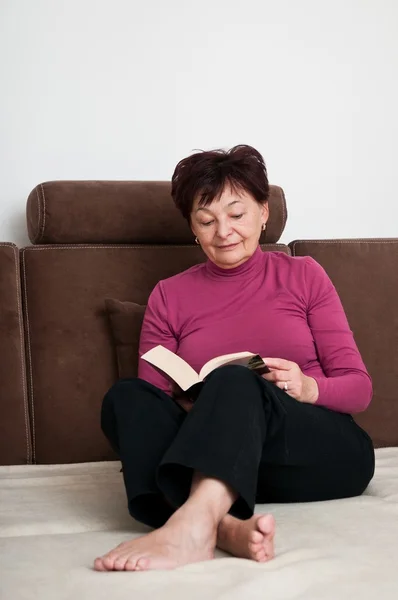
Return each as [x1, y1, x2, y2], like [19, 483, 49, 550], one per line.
[1, 448, 398, 600]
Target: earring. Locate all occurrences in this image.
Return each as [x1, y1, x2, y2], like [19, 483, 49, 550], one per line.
[262, 223, 266, 231]
[195, 237, 199, 245]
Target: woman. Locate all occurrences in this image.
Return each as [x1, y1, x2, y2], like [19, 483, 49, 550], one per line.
[94, 145, 374, 572]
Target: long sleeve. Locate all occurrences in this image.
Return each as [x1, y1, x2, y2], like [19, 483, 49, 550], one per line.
[304, 257, 373, 414]
[138, 281, 178, 395]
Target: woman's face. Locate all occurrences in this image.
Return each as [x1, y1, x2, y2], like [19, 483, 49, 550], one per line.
[190, 185, 269, 269]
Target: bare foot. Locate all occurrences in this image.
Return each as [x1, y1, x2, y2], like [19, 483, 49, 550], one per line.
[217, 513, 275, 562]
[94, 511, 216, 572]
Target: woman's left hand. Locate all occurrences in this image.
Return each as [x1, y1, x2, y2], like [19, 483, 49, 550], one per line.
[261, 358, 319, 404]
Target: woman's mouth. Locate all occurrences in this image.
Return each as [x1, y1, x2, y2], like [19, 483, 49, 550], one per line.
[217, 243, 239, 251]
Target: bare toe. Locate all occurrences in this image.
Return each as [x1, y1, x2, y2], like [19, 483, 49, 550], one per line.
[257, 514, 275, 535]
[256, 549, 268, 562]
[124, 558, 138, 571]
[135, 557, 150, 571]
[93, 557, 107, 571]
[248, 541, 263, 555]
[102, 555, 117, 571]
[113, 556, 130, 571]
[250, 530, 263, 544]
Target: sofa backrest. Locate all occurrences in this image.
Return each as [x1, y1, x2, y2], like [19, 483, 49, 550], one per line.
[0, 243, 31, 464]
[21, 243, 290, 464]
[1, 181, 397, 466]
[21, 181, 289, 464]
[291, 239, 398, 447]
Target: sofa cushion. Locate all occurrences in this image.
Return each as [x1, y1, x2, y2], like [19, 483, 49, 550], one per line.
[290, 239, 398, 448]
[0, 243, 31, 465]
[21, 243, 290, 464]
[105, 298, 146, 379]
[26, 181, 287, 245]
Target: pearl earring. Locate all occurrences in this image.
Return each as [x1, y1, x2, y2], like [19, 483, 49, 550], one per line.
[195, 237, 199, 245]
[262, 223, 266, 231]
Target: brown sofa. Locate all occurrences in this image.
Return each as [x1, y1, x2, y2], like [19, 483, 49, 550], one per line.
[1, 181, 398, 600]
[1, 181, 396, 466]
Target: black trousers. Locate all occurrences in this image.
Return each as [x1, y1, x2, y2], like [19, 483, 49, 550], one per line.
[101, 365, 375, 529]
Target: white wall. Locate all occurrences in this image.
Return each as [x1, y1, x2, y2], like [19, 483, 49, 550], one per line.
[1, 0, 397, 247]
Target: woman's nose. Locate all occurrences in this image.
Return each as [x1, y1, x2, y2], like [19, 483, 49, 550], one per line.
[216, 220, 233, 238]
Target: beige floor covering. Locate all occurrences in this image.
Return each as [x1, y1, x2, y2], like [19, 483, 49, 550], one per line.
[1, 448, 398, 600]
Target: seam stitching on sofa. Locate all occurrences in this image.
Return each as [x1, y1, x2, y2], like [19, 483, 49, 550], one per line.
[13, 246, 31, 464]
[290, 239, 398, 255]
[35, 187, 41, 244]
[281, 189, 287, 232]
[21, 251, 36, 462]
[21, 243, 289, 251]
[40, 184, 46, 242]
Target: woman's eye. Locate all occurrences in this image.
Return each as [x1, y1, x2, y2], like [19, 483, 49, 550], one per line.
[232, 214, 243, 220]
[201, 221, 214, 226]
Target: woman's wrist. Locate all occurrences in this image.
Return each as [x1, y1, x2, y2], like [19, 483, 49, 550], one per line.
[301, 375, 319, 404]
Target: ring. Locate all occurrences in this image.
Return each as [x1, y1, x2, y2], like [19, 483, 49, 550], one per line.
[284, 382, 288, 391]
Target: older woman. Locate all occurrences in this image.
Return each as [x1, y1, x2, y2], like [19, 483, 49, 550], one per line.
[94, 145, 374, 572]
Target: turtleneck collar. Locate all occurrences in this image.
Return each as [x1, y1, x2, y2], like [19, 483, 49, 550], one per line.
[205, 245, 264, 280]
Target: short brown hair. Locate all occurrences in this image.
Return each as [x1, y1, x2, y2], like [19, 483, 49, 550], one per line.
[171, 144, 269, 221]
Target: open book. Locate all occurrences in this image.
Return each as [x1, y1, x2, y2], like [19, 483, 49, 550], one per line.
[141, 345, 270, 393]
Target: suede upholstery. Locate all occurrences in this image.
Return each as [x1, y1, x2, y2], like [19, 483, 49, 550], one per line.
[26, 181, 287, 245]
[21, 243, 290, 464]
[291, 239, 398, 448]
[0, 180, 397, 466]
[0, 244, 31, 464]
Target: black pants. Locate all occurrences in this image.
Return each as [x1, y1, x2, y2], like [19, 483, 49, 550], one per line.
[101, 365, 375, 529]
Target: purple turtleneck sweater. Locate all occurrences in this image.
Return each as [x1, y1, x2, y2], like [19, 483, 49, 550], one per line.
[138, 246, 372, 414]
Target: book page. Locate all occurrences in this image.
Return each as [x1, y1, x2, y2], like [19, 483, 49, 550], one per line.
[199, 351, 257, 381]
[141, 345, 199, 391]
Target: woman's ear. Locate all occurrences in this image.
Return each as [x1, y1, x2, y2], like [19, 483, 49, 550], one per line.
[261, 202, 269, 225]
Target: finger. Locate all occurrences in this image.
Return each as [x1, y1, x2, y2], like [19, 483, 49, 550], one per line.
[261, 372, 280, 383]
[262, 358, 292, 371]
[276, 380, 289, 390]
[262, 370, 290, 382]
[276, 380, 293, 394]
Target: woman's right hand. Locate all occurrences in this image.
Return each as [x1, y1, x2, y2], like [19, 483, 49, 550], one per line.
[175, 396, 195, 412]
[172, 384, 195, 412]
